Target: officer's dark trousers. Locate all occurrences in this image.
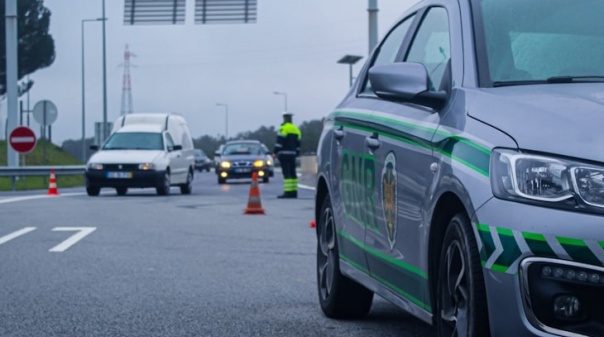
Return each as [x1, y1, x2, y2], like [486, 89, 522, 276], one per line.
[278, 154, 298, 194]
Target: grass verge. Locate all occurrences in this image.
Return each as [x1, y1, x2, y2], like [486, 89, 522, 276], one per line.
[0, 140, 85, 191]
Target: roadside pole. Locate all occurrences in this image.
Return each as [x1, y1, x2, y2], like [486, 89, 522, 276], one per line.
[5, 0, 18, 190]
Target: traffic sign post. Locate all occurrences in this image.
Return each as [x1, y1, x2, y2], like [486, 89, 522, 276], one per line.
[32, 100, 58, 166]
[9, 126, 37, 154]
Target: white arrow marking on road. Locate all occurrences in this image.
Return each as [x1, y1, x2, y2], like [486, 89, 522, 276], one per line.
[0, 227, 36, 246]
[49, 227, 96, 252]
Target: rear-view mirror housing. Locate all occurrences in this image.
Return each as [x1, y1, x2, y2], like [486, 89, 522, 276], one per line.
[368, 62, 447, 110]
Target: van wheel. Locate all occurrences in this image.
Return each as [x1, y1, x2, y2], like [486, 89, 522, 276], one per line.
[116, 187, 128, 196]
[86, 186, 100, 196]
[156, 172, 171, 196]
[317, 196, 373, 318]
[436, 213, 490, 337]
[180, 170, 193, 195]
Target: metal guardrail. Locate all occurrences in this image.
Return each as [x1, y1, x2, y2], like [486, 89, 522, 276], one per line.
[0, 166, 86, 177]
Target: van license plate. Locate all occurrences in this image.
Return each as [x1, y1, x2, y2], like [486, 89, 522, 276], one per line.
[107, 172, 132, 179]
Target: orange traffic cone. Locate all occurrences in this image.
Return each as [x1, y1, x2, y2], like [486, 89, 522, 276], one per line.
[244, 172, 265, 215]
[48, 169, 59, 196]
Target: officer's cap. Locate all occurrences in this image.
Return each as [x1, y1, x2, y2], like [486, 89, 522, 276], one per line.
[282, 111, 293, 116]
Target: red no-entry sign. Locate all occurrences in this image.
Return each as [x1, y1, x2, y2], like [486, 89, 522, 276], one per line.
[9, 126, 37, 154]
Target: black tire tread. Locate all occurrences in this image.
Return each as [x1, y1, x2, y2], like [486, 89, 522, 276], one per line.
[317, 196, 374, 319]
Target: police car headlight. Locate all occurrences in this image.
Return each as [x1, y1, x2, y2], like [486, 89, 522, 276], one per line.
[88, 163, 103, 170]
[220, 161, 231, 169]
[253, 160, 264, 168]
[491, 149, 604, 210]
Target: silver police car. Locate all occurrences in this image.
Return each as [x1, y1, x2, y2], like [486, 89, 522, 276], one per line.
[314, 0, 604, 336]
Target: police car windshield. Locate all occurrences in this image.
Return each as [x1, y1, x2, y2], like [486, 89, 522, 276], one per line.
[103, 132, 164, 151]
[473, 0, 604, 87]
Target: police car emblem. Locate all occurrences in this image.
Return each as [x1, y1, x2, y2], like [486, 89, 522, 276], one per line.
[381, 152, 397, 250]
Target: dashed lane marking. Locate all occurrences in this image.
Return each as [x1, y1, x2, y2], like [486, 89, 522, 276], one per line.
[0, 227, 37, 246]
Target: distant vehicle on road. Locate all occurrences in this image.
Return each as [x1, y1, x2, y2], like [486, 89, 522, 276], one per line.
[85, 113, 195, 196]
[194, 149, 212, 172]
[214, 140, 274, 184]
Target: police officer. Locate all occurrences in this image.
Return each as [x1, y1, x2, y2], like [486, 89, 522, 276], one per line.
[273, 111, 302, 199]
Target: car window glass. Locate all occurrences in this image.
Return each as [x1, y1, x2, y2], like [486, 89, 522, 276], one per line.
[362, 15, 415, 94]
[476, 0, 604, 82]
[194, 149, 205, 158]
[223, 143, 262, 155]
[165, 133, 175, 149]
[103, 132, 163, 150]
[405, 7, 451, 91]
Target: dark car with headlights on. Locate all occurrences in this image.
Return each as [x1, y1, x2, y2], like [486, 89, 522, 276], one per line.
[215, 140, 274, 184]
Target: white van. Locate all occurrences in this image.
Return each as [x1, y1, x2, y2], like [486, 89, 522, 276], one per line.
[85, 113, 195, 196]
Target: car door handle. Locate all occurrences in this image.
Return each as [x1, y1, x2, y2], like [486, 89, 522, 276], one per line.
[365, 133, 380, 150]
[334, 126, 345, 140]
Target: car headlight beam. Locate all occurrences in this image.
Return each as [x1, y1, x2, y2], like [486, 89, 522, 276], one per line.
[220, 161, 231, 169]
[254, 160, 264, 168]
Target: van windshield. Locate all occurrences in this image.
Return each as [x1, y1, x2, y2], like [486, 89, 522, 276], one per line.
[103, 132, 164, 150]
[472, 0, 604, 86]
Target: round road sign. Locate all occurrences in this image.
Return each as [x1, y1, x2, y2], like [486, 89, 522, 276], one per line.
[9, 126, 37, 154]
[32, 100, 58, 126]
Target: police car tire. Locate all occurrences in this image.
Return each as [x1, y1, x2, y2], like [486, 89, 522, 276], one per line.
[436, 213, 490, 337]
[317, 196, 373, 319]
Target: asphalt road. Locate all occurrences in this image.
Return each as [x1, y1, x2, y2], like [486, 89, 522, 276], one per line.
[0, 171, 434, 337]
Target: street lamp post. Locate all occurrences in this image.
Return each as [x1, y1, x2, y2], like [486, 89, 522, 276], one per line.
[101, 0, 108, 144]
[273, 91, 288, 112]
[81, 18, 104, 162]
[216, 103, 229, 139]
[337, 55, 364, 87]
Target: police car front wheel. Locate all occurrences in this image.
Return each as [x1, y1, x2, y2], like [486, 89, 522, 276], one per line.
[436, 213, 490, 337]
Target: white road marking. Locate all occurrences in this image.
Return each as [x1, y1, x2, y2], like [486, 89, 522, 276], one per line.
[0, 195, 49, 204]
[0, 192, 112, 205]
[49, 227, 96, 252]
[298, 184, 315, 191]
[0, 227, 36, 246]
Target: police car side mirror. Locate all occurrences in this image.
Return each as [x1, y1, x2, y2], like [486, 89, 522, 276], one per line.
[173, 145, 183, 151]
[369, 62, 447, 110]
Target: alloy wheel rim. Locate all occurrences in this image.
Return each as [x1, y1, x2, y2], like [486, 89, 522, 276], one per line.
[440, 240, 469, 337]
[318, 207, 336, 300]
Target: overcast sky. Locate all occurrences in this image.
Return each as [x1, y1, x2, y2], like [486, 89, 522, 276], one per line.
[2, 0, 416, 144]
